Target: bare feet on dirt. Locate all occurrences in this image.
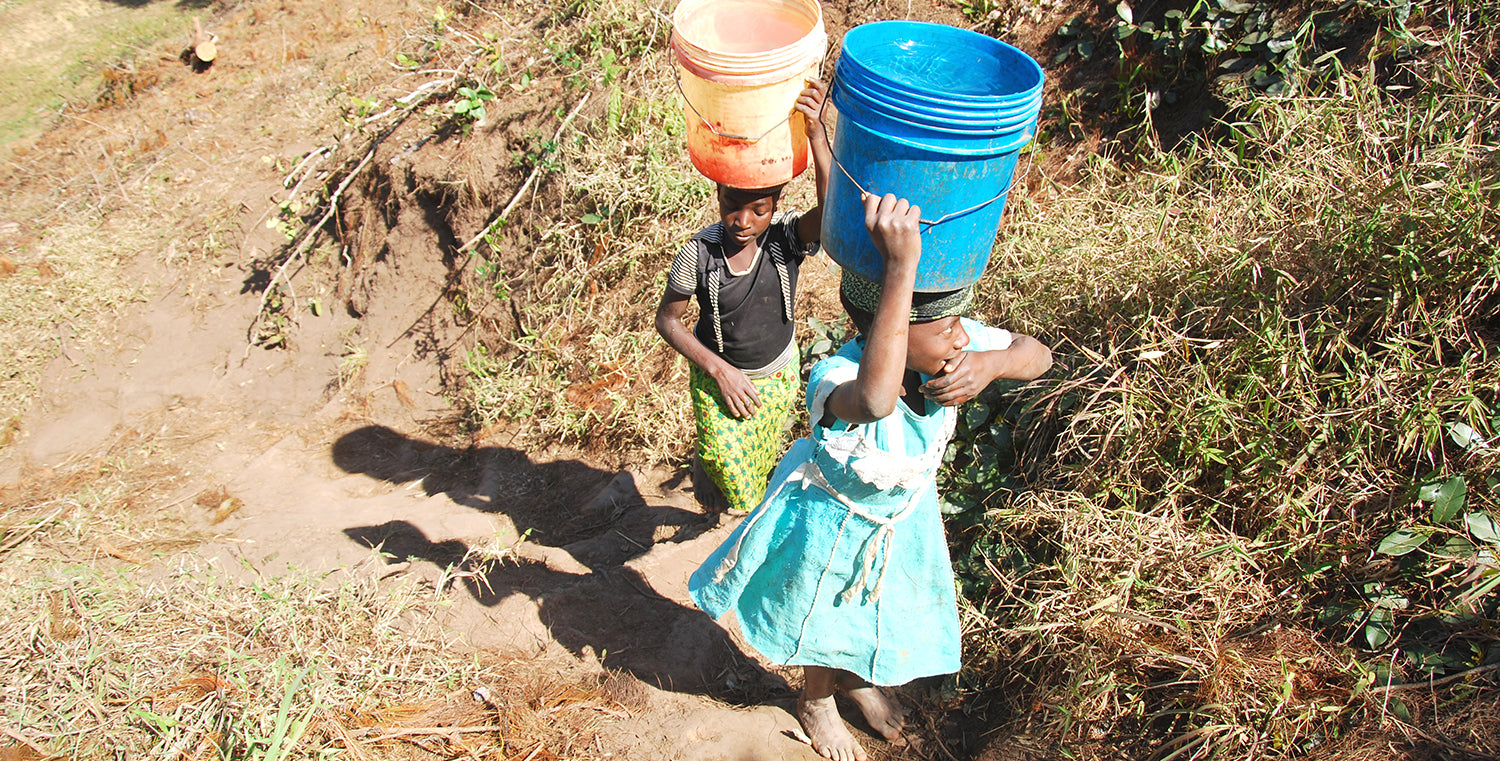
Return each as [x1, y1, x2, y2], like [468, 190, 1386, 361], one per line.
[838, 673, 906, 743]
[690, 456, 733, 514]
[798, 694, 868, 761]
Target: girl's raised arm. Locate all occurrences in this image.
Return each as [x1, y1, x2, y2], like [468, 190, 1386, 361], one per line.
[823, 193, 921, 424]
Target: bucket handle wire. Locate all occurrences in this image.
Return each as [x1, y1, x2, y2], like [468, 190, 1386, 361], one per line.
[820, 75, 1036, 230]
[674, 72, 798, 143]
[673, 51, 830, 144]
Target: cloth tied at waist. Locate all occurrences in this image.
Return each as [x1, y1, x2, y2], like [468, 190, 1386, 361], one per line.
[713, 442, 933, 604]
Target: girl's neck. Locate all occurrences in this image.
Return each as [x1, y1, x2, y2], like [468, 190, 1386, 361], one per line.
[724, 238, 760, 272]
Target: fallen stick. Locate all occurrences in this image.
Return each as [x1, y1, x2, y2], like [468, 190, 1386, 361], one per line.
[0, 508, 64, 556]
[382, 95, 591, 349]
[1368, 662, 1500, 693]
[353, 725, 505, 742]
[458, 93, 590, 254]
[247, 147, 374, 344]
[246, 70, 464, 346]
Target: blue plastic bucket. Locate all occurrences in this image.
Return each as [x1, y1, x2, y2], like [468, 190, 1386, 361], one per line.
[823, 21, 1043, 292]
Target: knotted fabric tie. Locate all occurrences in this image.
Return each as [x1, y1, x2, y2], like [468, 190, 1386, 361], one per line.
[713, 446, 928, 605]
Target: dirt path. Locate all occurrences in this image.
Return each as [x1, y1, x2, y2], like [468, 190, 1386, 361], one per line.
[0, 0, 944, 757]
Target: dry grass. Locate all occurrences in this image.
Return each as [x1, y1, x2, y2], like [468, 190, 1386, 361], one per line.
[0, 198, 153, 429]
[0, 556, 622, 759]
[954, 3, 1500, 757]
[459, 0, 714, 462]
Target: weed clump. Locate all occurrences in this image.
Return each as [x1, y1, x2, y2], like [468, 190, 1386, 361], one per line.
[949, 2, 1500, 756]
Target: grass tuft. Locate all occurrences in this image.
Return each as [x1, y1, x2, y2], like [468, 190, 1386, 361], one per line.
[953, 3, 1500, 755]
[0, 557, 616, 758]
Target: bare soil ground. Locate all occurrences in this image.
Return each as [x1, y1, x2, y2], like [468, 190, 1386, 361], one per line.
[0, 0, 1084, 757]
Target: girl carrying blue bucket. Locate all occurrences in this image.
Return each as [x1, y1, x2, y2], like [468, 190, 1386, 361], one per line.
[689, 193, 1052, 760]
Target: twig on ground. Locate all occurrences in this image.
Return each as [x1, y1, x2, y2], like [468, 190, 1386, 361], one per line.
[283, 145, 330, 189]
[1368, 662, 1500, 693]
[458, 93, 590, 254]
[353, 725, 505, 742]
[0, 507, 64, 556]
[246, 147, 372, 345]
[384, 94, 591, 349]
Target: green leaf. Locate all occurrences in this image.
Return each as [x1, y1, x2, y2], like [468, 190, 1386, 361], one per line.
[1449, 421, 1492, 452]
[1466, 512, 1500, 545]
[1116, 1, 1133, 25]
[1266, 36, 1297, 53]
[964, 402, 991, 431]
[1389, 696, 1411, 722]
[1432, 475, 1466, 524]
[1435, 536, 1477, 559]
[580, 213, 604, 225]
[1376, 528, 1429, 556]
[1365, 608, 1393, 648]
[1219, 0, 1254, 12]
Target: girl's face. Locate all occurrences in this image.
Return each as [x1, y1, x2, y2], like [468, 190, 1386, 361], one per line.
[718, 186, 779, 247]
[905, 316, 970, 376]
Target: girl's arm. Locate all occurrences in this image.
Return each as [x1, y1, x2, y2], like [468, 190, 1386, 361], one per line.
[920, 333, 1052, 407]
[822, 193, 922, 424]
[794, 79, 832, 245]
[655, 289, 762, 418]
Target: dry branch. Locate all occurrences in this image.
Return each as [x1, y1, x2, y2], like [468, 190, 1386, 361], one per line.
[458, 93, 591, 254]
[1369, 662, 1500, 693]
[245, 70, 461, 346]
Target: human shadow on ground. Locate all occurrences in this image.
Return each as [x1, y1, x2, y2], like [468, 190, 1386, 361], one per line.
[332, 424, 786, 703]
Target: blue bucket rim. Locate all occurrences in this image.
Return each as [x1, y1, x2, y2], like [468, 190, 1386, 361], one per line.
[833, 77, 1041, 132]
[834, 102, 1037, 157]
[837, 21, 1044, 107]
[834, 67, 1044, 114]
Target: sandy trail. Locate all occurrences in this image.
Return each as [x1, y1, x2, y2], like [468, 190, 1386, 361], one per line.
[0, 0, 940, 756]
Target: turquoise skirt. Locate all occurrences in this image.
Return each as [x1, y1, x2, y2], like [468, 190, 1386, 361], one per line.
[688, 437, 961, 686]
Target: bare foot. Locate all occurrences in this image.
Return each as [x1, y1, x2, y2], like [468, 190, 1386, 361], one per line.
[838, 674, 905, 743]
[690, 456, 732, 514]
[798, 694, 868, 761]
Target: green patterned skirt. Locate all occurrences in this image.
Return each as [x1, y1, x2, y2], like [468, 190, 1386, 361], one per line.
[690, 356, 800, 514]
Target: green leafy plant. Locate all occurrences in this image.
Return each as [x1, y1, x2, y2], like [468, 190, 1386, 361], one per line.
[452, 84, 494, 123]
[513, 131, 562, 174]
[253, 285, 293, 349]
[799, 316, 848, 378]
[263, 199, 301, 242]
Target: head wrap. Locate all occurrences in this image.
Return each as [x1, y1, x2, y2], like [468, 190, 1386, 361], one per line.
[839, 269, 974, 332]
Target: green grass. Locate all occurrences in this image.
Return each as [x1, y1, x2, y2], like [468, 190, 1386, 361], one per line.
[0, 0, 202, 153]
[458, 0, 713, 459]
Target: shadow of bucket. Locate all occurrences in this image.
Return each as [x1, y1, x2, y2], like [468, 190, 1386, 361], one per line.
[824, 21, 1044, 292]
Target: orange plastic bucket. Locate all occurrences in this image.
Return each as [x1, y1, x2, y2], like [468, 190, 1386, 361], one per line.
[670, 0, 826, 189]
